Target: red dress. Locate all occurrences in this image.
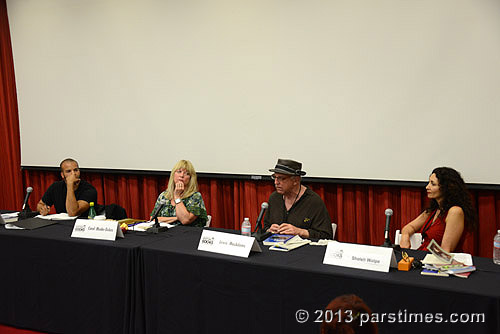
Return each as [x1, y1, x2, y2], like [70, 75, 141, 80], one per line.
[418, 209, 466, 252]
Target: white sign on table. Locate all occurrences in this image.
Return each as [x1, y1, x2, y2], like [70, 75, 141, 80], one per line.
[323, 241, 397, 273]
[71, 219, 124, 241]
[197, 229, 262, 258]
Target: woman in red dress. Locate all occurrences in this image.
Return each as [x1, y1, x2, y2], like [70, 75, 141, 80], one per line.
[400, 167, 477, 252]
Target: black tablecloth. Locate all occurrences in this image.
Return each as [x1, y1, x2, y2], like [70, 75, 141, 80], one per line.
[0, 220, 168, 334]
[140, 226, 500, 334]
[1, 222, 499, 334]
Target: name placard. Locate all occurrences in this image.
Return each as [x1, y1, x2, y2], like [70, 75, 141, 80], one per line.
[323, 241, 397, 273]
[71, 219, 124, 241]
[197, 229, 262, 258]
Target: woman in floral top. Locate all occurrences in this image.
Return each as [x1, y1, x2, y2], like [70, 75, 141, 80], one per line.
[150, 160, 208, 227]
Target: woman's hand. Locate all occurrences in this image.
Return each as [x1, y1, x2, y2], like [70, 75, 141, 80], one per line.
[399, 235, 411, 249]
[173, 182, 184, 199]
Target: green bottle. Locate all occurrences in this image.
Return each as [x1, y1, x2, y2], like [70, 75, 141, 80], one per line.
[88, 202, 96, 219]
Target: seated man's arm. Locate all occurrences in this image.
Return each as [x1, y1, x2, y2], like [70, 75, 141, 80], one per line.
[277, 223, 310, 238]
[38, 185, 55, 216]
[263, 209, 273, 232]
[264, 196, 285, 234]
[66, 190, 90, 217]
[66, 180, 97, 217]
[37, 199, 51, 216]
[305, 199, 333, 240]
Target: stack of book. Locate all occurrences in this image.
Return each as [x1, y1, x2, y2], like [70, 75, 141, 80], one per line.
[420, 239, 475, 278]
[421, 263, 476, 278]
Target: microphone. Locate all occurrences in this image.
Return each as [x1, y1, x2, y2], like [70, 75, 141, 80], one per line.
[381, 208, 393, 247]
[22, 187, 33, 211]
[253, 202, 269, 233]
[252, 202, 272, 242]
[19, 186, 38, 220]
[147, 199, 169, 234]
[151, 199, 167, 221]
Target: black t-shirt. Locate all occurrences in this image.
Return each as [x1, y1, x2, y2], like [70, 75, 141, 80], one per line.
[263, 187, 333, 240]
[41, 180, 98, 217]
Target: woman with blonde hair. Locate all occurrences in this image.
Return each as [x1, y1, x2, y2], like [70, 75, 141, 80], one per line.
[150, 160, 207, 227]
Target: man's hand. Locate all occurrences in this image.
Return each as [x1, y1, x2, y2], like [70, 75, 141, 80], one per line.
[267, 223, 281, 234]
[65, 173, 80, 189]
[39, 204, 50, 216]
[277, 223, 301, 235]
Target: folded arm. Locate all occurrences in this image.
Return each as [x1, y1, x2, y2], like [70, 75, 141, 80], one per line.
[400, 211, 429, 249]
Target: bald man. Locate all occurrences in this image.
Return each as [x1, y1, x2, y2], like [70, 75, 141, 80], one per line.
[37, 158, 97, 217]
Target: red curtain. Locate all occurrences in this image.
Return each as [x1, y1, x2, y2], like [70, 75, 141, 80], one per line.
[0, 0, 23, 210]
[15, 168, 500, 258]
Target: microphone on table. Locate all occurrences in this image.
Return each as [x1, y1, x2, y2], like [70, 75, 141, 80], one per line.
[147, 199, 169, 234]
[252, 202, 271, 242]
[18, 187, 38, 220]
[151, 199, 167, 221]
[381, 208, 393, 247]
[22, 186, 33, 211]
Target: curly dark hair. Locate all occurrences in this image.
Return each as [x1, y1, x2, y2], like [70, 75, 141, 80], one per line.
[321, 294, 378, 334]
[425, 167, 477, 231]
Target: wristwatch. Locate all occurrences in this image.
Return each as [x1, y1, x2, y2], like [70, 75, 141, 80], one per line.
[174, 198, 181, 205]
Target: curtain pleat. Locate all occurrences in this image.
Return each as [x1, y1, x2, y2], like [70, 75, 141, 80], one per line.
[0, 0, 23, 210]
[19, 170, 500, 256]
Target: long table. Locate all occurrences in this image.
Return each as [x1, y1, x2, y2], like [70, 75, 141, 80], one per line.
[0, 220, 167, 334]
[141, 227, 500, 334]
[1, 223, 499, 334]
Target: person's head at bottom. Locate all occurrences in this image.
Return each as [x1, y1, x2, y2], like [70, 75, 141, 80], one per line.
[321, 294, 378, 334]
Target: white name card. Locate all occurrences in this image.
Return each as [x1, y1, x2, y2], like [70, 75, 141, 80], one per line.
[197, 230, 262, 258]
[71, 219, 124, 241]
[323, 241, 397, 273]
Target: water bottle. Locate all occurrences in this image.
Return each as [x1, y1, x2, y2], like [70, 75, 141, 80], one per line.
[88, 202, 97, 219]
[494, 230, 500, 265]
[241, 217, 251, 236]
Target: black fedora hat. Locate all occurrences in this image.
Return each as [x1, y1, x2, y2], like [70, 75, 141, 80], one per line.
[269, 159, 306, 176]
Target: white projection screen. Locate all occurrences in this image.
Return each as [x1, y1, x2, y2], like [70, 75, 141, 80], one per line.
[7, 0, 500, 184]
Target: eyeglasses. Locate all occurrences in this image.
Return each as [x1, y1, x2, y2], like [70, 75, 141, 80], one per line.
[271, 175, 291, 182]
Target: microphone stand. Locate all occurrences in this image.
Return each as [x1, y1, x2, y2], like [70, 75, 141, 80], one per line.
[252, 229, 272, 242]
[381, 210, 394, 247]
[382, 235, 393, 248]
[146, 215, 169, 234]
[18, 203, 37, 221]
[252, 220, 271, 242]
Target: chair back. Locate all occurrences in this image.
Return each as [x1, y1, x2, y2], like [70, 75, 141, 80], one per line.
[331, 223, 337, 240]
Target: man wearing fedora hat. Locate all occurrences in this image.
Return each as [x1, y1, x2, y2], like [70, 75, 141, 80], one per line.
[263, 159, 333, 239]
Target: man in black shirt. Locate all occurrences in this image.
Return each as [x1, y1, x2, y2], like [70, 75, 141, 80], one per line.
[36, 158, 97, 217]
[263, 159, 333, 240]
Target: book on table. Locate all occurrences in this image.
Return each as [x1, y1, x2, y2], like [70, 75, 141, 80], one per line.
[268, 235, 311, 252]
[421, 268, 449, 277]
[263, 234, 295, 246]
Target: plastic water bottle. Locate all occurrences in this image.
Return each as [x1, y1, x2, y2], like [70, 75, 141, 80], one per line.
[241, 217, 251, 236]
[88, 202, 97, 220]
[494, 230, 500, 265]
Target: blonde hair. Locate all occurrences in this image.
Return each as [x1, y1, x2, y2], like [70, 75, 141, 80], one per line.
[164, 160, 199, 200]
